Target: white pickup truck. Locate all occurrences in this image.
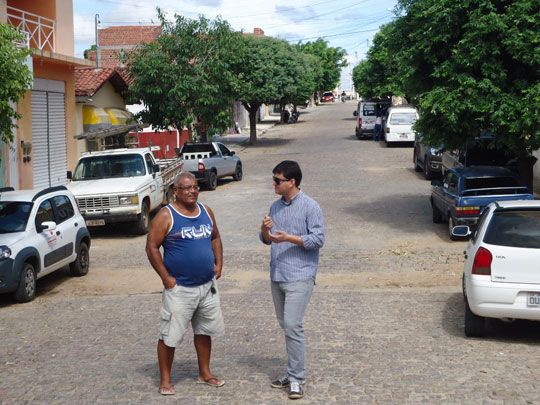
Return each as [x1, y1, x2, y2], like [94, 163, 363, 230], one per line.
[178, 142, 242, 190]
[67, 148, 183, 234]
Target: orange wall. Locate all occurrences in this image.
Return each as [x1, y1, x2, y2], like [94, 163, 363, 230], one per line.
[7, 0, 55, 21]
[16, 55, 77, 189]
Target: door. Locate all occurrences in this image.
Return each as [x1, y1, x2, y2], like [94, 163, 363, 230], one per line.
[144, 153, 163, 208]
[217, 143, 235, 175]
[31, 79, 67, 189]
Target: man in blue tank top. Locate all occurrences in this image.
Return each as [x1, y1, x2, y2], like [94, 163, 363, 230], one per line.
[146, 172, 225, 395]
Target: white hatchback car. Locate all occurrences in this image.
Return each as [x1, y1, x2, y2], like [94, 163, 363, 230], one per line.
[455, 200, 540, 337]
[0, 186, 91, 302]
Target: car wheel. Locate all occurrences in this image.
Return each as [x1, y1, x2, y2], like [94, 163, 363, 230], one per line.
[413, 150, 422, 172]
[448, 216, 459, 241]
[464, 300, 486, 337]
[13, 262, 37, 303]
[136, 201, 150, 235]
[70, 242, 90, 277]
[355, 127, 360, 138]
[233, 165, 243, 181]
[424, 156, 435, 180]
[432, 204, 443, 223]
[206, 171, 218, 190]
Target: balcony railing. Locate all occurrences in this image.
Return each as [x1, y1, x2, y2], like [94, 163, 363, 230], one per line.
[7, 6, 55, 52]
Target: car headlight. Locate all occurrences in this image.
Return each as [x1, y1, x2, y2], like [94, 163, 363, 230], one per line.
[0, 245, 12, 260]
[119, 195, 139, 205]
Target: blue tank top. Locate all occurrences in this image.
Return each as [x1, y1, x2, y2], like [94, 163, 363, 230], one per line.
[162, 202, 215, 287]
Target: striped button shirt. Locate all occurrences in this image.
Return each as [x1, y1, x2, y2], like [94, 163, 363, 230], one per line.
[261, 190, 325, 282]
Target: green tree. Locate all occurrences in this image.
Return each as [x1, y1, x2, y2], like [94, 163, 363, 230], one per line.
[297, 39, 347, 96]
[394, 0, 540, 188]
[235, 35, 299, 144]
[127, 11, 243, 141]
[0, 24, 32, 151]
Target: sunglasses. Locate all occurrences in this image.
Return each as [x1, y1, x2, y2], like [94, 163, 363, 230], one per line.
[273, 176, 291, 185]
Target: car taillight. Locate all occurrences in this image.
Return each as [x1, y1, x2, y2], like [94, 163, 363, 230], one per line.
[472, 247, 492, 275]
[198, 162, 205, 172]
[456, 206, 481, 216]
[358, 118, 362, 128]
[386, 127, 390, 133]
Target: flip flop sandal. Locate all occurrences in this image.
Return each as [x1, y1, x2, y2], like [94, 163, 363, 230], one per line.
[159, 386, 176, 395]
[196, 377, 225, 387]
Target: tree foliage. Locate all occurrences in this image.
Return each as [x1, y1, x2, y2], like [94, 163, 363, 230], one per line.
[296, 39, 347, 93]
[0, 23, 32, 147]
[235, 35, 316, 144]
[127, 11, 243, 140]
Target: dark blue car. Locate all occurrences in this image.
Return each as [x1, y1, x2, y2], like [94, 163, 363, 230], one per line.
[430, 166, 534, 240]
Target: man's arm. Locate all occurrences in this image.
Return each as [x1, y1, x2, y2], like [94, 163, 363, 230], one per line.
[205, 204, 223, 279]
[145, 207, 176, 289]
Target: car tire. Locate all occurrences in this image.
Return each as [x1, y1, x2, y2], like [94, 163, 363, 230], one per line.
[448, 216, 459, 241]
[13, 262, 37, 303]
[355, 127, 360, 138]
[432, 204, 443, 224]
[413, 150, 422, 172]
[206, 171, 218, 190]
[424, 156, 435, 180]
[70, 242, 90, 277]
[233, 165, 243, 181]
[464, 300, 486, 337]
[136, 201, 150, 235]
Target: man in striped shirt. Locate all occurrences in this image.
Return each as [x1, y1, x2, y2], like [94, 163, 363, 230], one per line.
[260, 160, 325, 400]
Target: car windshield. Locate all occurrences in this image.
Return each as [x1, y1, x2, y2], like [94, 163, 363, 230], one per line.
[484, 210, 540, 248]
[72, 154, 145, 180]
[467, 142, 515, 166]
[0, 201, 33, 233]
[389, 113, 417, 125]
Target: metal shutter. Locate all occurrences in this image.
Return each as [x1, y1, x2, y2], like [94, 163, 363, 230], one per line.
[47, 92, 66, 186]
[31, 90, 67, 189]
[31, 91, 50, 189]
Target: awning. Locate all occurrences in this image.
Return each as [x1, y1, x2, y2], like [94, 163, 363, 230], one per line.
[74, 123, 144, 140]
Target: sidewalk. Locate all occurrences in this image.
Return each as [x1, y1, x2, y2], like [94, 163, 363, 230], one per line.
[213, 116, 281, 147]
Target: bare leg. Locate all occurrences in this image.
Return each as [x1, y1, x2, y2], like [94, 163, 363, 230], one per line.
[157, 339, 176, 392]
[194, 334, 213, 380]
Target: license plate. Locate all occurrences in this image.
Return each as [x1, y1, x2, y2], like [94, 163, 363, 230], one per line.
[399, 133, 409, 139]
[86, 219, 105, 226]
[527, 292, 540, 307]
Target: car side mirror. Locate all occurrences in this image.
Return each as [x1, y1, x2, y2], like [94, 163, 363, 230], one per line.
[230, 151, 235, 155]
[430, 179, 442, 187]
[67, 170, 72, 180]
[353, 111, 358, 117]
[38, 221, 57, 233]
[452, 225, 471, 237]
[153, 164, 160, 173]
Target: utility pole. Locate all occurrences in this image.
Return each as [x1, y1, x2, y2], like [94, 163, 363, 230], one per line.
[95, 14, 100, 67]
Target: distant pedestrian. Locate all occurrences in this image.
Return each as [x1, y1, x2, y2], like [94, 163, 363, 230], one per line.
[260, 161, 325, 400]
[373, 104, 383, 141]
[146, 172, 225, 396]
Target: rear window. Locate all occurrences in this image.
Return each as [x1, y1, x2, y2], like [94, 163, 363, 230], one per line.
[484, 211, 540, 248]
[467, 142, 514, 166]
[389, 112, 417, 125]
[181, 143, 214, 153]
[362, 104, 376, 116]
[464, 176, 519, 190]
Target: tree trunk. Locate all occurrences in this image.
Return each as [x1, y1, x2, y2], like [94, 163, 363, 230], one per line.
[242, 102, 261, 145]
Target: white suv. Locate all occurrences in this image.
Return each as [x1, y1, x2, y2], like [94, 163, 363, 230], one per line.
[0, 186, 91, 302]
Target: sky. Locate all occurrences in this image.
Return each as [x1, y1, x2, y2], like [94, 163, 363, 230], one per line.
[73, 0, 398, 90]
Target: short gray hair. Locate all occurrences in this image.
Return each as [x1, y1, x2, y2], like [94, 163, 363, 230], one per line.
[173, 172, 196, 187]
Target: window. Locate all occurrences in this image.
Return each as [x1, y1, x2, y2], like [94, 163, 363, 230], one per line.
[218, 144, 230, 156]
[145, 154, 155, 174]
[363, 104, 376, 116]
[52, 195, 74, 224]
[0, 201, 32, 233]
[444, 173, 458, 195]
[471, 208, 490, 243]
[484, 210, 540, 248]
[35, 199, 54, 231]
[389, 112, 417, 125]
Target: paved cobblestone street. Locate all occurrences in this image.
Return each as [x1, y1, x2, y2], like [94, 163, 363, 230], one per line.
[2, 102, 540, 404]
